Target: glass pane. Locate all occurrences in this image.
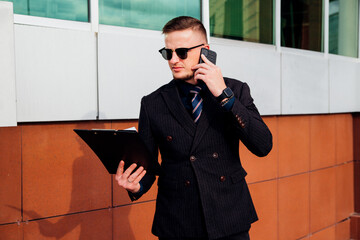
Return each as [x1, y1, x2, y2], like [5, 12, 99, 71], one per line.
[281, 0, 323, 51]
[1, 0, 89, 22]
[329, 0, 359, 58]
[209, 0, 274, 44]
[99, 0, 201, 31]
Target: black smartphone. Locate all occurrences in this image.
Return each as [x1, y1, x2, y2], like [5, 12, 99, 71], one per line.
[199, 48, 217, 65]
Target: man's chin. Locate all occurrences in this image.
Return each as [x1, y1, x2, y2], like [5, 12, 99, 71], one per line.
[173, 73, 194, 82]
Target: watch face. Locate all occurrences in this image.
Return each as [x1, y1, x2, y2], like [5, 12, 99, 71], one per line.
[224, 87, 233, 97]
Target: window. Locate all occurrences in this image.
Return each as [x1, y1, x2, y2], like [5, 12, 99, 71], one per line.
[329, 0, 359, 58]
[281, 0, 323, 51]
[209, 0, 274, 44]
[3, 0, 89, 22]
[99, 0, 201, 31]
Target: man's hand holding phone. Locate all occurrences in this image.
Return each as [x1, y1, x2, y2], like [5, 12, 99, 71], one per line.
[192, 48, 227, 98]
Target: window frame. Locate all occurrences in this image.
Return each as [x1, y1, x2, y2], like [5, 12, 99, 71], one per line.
[6, 0, 360, 58]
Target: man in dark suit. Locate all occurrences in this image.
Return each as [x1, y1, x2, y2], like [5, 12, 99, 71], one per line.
[115, 16, 272, 240]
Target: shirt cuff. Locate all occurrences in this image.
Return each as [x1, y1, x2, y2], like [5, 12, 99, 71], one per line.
[128, 181, 144, 201]
[131, 181, 144, 197]
[221, 96, 235, 111]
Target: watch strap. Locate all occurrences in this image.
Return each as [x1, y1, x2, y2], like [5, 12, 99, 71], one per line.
[216, 87, 234, 102]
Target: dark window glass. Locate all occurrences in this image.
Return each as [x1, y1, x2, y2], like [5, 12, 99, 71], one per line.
[329, 0, 358, 57]
[281, 0, 323, 51]
[99, 0, 201, 31]
[2, 0, 89, 22]
[209, 0, 274, 44]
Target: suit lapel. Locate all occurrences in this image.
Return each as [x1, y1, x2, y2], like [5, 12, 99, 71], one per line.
[161, 80, 220, 151]
[190, 89, 219, 153]
[161, 80, 196, 137]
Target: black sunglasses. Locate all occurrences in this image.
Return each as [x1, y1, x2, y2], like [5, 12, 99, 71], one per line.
[158, 44, 204, 60]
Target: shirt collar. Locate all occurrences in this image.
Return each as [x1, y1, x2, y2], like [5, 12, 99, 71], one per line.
[176, 80, 206, 97]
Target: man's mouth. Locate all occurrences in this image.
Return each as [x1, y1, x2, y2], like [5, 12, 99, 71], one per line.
[172, 66, 184, 72]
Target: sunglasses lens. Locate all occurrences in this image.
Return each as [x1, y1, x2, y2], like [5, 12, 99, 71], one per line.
[175, 49, 187, 59]
[159, 48, 190, 60]
[160, 49, 172, 60]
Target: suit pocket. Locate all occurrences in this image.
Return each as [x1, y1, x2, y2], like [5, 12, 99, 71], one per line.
[230, 168, 248, 184]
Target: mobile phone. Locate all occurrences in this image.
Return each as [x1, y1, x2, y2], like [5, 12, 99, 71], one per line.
[199, 48, 217, 65]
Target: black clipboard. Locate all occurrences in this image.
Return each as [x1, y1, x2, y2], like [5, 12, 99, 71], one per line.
[74, 129, 160, 175]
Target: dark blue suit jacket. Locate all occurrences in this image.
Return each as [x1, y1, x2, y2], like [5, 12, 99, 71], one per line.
[130, 77, 272, 239]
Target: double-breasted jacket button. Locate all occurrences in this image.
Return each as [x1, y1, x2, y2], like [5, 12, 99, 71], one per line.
[166, 135, 173, 142]
[212, 152, 219, 158]
[184, 180, 191, 186]
[220, 176, 226, 182]
[190, 156, 196, 162]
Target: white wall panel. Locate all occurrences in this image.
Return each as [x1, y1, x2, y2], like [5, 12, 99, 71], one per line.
[0, 2, 17, 127]
[329, 56, 360, 113]
[10, 18, 360, 122]
[98, 26, 171, 119]
[281, 50, 329, 114]
[14, 25, 97, 122]
[211, 38, 281, 115]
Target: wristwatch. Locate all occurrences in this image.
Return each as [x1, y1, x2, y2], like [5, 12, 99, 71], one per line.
[216, 87, 234, 103]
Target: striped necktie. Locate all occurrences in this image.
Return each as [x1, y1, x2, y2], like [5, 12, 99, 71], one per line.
[190, 86, 203, 123]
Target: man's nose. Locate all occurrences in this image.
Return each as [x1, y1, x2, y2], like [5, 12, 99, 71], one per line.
[169, 51, 180, 64]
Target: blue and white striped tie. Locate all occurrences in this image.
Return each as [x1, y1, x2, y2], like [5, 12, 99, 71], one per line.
[190, 86, 203, 123]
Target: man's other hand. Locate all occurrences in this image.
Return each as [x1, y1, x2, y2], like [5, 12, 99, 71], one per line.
[115, 160, 146, 193]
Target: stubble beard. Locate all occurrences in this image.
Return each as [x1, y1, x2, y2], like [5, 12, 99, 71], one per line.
[173, 72, 194, 82]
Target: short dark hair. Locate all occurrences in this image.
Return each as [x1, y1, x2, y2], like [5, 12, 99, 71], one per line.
[162, 16, 208, 43]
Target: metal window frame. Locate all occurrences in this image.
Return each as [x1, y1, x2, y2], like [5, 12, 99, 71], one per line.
[358, 0, 360, 58]
[202, 0, 210, 43]
[13, 0, 99, 33]
[324, 0, 329, 54]
[275, 0, 281, 51]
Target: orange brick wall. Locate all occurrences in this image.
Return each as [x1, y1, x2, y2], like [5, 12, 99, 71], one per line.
[0, 114, 355, 240]
[352, 114, 360, 240]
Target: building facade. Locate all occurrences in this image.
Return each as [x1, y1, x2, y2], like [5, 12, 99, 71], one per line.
[0, 0, 359, 239]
